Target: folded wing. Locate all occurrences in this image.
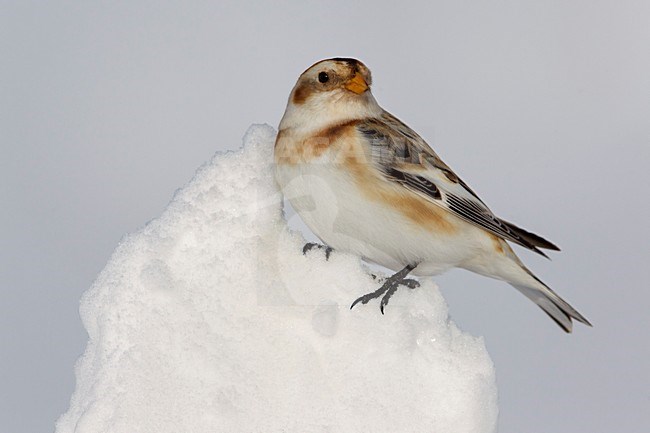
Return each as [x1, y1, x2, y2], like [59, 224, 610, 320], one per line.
[358, 115, 559, 257]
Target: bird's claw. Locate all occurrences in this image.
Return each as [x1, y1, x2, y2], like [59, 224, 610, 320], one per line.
[402, 278, 420, 289]
[352, 267, 420, 313]
[350, 287, 385, 310]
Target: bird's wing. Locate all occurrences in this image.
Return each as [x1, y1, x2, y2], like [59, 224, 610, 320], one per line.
[357, 114, 559, 257]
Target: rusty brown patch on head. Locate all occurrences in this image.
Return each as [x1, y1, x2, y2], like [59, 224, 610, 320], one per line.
[291, 82, 312, 105]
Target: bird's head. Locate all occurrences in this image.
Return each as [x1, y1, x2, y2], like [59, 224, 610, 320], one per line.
[279, 58, 383, 133]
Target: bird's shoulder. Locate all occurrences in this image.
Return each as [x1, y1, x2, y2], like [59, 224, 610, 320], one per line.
[354, 113, 466, 186]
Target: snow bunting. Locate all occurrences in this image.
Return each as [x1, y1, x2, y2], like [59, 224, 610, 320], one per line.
[274, 58, 591, 332]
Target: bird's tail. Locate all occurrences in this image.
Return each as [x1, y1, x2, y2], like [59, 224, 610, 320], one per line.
[511, 277, 592, 333]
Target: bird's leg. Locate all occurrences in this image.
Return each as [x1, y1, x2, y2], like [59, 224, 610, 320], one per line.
[302, 242, 334, 260]
[351, 263, 420, 314]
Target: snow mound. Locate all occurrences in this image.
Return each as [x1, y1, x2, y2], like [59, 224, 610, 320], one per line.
[56, 124, 498, 433]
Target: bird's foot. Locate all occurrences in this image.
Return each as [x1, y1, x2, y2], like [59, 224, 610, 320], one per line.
[302, 242, 334, 260]
[352, 264, 419, 314]
[370, 273, 420, 289]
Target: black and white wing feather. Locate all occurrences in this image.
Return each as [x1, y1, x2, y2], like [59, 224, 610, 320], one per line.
[358, 115, 559, 257]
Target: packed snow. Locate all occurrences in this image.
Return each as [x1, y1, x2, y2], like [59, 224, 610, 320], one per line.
[56, 125, 498, 433]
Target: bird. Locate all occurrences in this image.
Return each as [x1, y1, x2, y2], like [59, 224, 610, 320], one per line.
[274, 57, 591, 332]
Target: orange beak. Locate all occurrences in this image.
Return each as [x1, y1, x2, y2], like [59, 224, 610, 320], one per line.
[345, 72, 368, 94]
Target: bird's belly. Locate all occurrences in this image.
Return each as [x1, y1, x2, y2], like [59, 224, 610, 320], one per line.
[276, 162, 483, 275]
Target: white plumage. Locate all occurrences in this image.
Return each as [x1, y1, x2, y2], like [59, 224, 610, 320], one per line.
[274, 58, 590, 332]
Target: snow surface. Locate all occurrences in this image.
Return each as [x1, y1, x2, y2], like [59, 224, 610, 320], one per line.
[56, 124, 498, 433]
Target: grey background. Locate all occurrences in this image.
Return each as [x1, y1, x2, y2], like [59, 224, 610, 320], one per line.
[2, 1, 649, 432]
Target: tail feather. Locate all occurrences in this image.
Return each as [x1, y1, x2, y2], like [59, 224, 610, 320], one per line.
[464, 233, 590, 332]
[512, 282, 592, 333]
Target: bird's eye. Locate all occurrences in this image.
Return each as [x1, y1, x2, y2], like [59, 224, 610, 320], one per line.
[318, 72, 329, 83]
